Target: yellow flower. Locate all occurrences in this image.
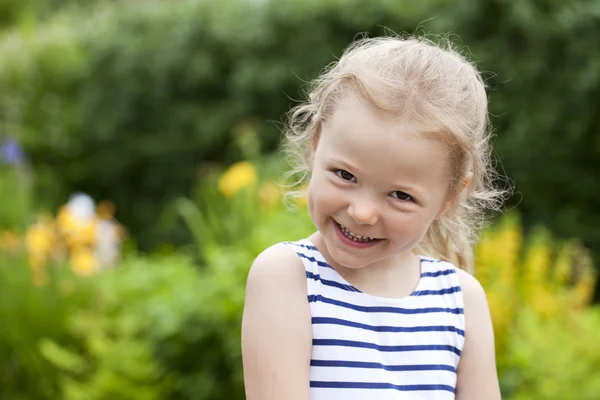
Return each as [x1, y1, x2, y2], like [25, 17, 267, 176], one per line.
[472, 214, 598, 369]
[553, 244, 573, 288]
[25, 216, 56, 270]
[70, 248, 96, 277]
[218, 161, 258, 198]
[56, 205, 97, 249]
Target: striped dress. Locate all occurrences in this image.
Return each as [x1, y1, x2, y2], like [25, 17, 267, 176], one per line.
[284, 239, 465, 400]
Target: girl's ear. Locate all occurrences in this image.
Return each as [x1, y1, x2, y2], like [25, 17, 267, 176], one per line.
[436, 172, 473, 220]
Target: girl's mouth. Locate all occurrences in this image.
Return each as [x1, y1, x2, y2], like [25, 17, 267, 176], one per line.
[334, 221, 383, 248]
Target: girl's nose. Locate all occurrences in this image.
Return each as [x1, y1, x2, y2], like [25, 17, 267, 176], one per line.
[347, 197, 379, 226]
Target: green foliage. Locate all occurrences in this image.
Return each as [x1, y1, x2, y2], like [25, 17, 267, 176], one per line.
[0, 252, 76, 399]
[0, 0, 118, 31]
[501, 308, 600, 399]
[38, 252, 247, 400]
[172, 163, 312, 258]
[0, 166, 32, 230]
[0, 238, 243, 400]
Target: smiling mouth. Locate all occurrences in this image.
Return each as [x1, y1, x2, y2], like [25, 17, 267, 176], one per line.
[335, 221, 382, 243]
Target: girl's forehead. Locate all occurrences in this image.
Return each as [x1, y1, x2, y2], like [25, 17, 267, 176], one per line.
[322, 97, 447, 158]
[324, 95, 441, 141]
[317, 96, 451, 186]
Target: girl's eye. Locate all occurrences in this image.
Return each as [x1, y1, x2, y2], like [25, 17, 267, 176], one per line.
[392, 191, 413, 202]
[335, 169, 356, 182]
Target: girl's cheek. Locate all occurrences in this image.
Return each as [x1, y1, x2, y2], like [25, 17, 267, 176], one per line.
[321, 185, 343, 205]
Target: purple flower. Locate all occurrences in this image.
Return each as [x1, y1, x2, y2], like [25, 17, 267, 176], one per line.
[0, 138, 25, 165]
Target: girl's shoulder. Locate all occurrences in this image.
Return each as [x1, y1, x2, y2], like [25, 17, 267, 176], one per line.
[454, 267, 487, 303]
[245, 241, 315, 305]
[247, 242, 306, 288]
[243, 242, 310, 332]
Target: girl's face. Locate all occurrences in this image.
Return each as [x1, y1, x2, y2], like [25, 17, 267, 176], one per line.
[307, 95, 454, 270]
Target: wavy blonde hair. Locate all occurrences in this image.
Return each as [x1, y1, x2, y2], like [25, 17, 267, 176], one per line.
[283, 35, 507, 272]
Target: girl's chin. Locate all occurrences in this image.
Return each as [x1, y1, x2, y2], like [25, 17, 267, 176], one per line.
[326, 245, 375, 270]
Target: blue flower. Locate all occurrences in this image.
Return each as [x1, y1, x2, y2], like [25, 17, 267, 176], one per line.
[0, 138, 25, 165]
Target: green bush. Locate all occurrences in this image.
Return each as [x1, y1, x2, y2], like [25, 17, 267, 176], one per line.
[0, 247, 247, 400]
[0, 0, 118, 31]
[39, 253, 243, 400]
[36, 207, 314, 399]
[500, 308, 600, 399]
[0, 252, 78, 400]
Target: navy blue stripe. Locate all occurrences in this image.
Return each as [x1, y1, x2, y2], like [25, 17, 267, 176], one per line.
[310, 359, 457, 373]
[412, 286, 461, 296]
[306, 272, 359, 292]
[296, 253, 334, 269]
[308, 294, 464, 315]
[312, 317, 465, 336]
[421, 269, 456, 278]
[307, 271, 459, 297]
[420, 258, 445, 263]
[285, 241, 318, 251]
[313, 339, 461, 356]
[310, 381, 455, 393]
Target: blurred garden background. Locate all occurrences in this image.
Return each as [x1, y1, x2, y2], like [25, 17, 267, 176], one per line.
[1, 0, 600, 399]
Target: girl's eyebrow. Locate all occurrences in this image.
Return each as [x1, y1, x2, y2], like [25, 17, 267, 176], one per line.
[388, 177, 426, 199]
[328, 157, 361, 174]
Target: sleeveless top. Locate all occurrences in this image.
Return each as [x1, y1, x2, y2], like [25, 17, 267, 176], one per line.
[284, 239, 466, 400]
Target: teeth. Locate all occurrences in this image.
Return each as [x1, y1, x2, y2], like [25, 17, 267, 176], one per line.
[340, 225, 374, 242]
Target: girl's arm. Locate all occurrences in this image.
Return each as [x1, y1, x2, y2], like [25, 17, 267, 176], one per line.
[455, 269, 502, 400]
[241, 244, 312, 400]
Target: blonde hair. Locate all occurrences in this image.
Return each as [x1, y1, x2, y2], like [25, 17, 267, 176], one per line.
[283, 35, 507, 272]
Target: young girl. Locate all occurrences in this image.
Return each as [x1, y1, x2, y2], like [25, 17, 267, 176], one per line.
[242, 35, 504, 400]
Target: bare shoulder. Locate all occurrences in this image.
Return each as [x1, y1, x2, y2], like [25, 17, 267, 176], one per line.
[455, 268, 488, 308]
[246, 242, 306, 286]
[454, 267, 501, 400]
[242, 243, 312, 400]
